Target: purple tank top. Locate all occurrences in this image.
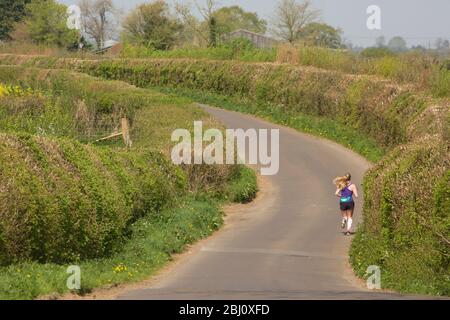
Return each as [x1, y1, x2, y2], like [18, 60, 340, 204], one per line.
[340, 184, 353, 203]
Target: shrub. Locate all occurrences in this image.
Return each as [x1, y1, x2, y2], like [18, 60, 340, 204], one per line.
[0, 133, 186, 265]
[350, 136, 449, 295]
[360, 47, 394, 58]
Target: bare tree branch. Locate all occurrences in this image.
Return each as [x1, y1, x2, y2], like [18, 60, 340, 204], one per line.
[79, 0, 118, 49]
[271, 0, 320, 43]
[175, 2, 208, 43]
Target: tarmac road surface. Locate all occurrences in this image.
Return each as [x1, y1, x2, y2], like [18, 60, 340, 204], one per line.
[119, 105, 425, 300]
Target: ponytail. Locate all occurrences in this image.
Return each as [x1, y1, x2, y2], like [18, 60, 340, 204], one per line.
[334, 173, 352, 190]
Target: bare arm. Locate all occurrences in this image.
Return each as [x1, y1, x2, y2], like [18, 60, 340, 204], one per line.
[335, 188, 341, 197]
[350, 184, 359, 198]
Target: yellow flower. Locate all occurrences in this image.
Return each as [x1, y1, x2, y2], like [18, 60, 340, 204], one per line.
[0, 84, 7, 97]
[113, 264, 128, 273]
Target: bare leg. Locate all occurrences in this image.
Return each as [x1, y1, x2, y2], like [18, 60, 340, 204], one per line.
[346, 210, 353, 233]
[341, 210, 347, 229]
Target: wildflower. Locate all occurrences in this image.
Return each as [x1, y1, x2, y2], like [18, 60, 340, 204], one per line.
[113, 264, 128, 273]
[0, 84, 7, 97]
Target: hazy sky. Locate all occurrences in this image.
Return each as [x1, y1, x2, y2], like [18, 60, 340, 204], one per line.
[59, 0, 450, 47]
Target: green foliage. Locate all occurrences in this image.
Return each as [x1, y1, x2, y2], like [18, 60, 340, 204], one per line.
[388, 36, 408, 52]
[119, 42, 277, 61]
[0, 133, 186, 265]
[360, 47, 394, 58]
[122, 1, 183, 50]
[298, 22, 343, 49]
[430, 65, 450, 98]
[0, 196, 222, 299]
[0, 55, 447, 296]
[350, 137, 449, 295]
[0, 0, 30, 40]
[24, 0, 79, 47]
[36, 56, 445, 296]
[225, 165, 258, 203]
[42, 58, 414, 150]
[208, 17, 218, 48]
[213, 5, 267, 35]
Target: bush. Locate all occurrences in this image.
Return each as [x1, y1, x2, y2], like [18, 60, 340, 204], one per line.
[0, 133, 186, 265]
[350, 137, 449, 295]
[360, 47, 394, 58]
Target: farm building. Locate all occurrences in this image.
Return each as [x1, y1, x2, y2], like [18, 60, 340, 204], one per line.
[223, 29, 279, 49]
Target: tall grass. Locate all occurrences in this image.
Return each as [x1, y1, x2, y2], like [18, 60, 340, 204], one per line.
[0, 39, 447, 97]
[119, 42, 277, 62]
[117, 44, 450, 98]
[0, 41, 64, 56]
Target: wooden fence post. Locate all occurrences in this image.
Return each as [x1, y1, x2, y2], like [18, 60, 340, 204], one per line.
[121, 117, 132, 148]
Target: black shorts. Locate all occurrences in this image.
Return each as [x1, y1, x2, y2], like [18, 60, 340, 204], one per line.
[340, 201, 354, 211]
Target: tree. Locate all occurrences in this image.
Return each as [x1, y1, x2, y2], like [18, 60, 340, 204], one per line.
[387, 36, 407, 52]
[435, 38, 450, 50]
[375, 35, 385, 48]
[122, 1, 183, 50]
[79, 0, 117, 49]
[298, 22, 342, 48]
[213, 6, 267, 36]
[0, 0, 30, 40]
[271, 0, 320, 43]
[208, 16, 217, 47]
[175, 2, 205, 45]
[196, 0, 218, 47]
[175, 0, 218, 47]
[23, 0, 79, 47]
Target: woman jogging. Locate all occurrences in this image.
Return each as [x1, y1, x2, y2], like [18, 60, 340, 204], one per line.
[333, 173, 358, 236]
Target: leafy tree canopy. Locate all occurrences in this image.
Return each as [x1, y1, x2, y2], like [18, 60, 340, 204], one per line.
[122, 0, 183, 50]
[0, 0, 30, 40]
[387, 36, 408, 52]
[24, 0, 79, 47]
[212, 6, 267, 36]
[298, 22, 343, 49]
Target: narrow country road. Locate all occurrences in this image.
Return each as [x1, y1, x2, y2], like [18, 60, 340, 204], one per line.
[119, 105, 409, 300]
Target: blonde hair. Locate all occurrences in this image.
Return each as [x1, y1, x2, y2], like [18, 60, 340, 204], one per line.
[333, 173, 351, 190]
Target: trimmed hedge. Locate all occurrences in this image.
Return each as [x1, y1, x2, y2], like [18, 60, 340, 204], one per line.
[350, 136, 449, 295]
[0, 133, 186, 265]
